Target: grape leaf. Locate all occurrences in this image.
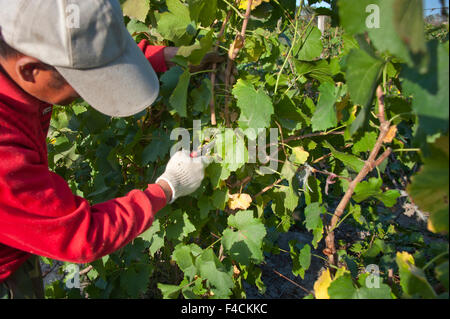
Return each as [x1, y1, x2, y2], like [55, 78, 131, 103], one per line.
[408, 136, 449, 233]
[295, 26, 323, 61]
[328, 273, 392, 299]
[177, 31, 214, 65]
[222, 210, 267, 265]
[166, 209, 196, 242]
[156, 0, 195, 46]
[122, 0, 150, 22]
[120, 263, 153, 297]
[311, 82, 338, 132]
[188, 0, 218, 26]
[352, 131, 378, 154]
[139, 219, 165, 257]
[169, 69, 190, 117]
[393, 0, 426, 56]
[402, 41, 449, 139]
[353, 178, 401, 208]
[158, 283, 182, 299]
[172, 244, 202, 281]
[233, 80, 274, 138]
[195, 249, 234, 298]
[304, 203, 325, 249]
[396, 252, 437, 298]
[344, 48, 384, 107]
[290, 241, 311, 279]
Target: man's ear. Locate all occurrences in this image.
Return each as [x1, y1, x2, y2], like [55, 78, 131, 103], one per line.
[15, 56, 43, 83]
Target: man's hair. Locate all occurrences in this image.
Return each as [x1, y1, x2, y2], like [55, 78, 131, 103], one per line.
[0, 37, 67, 89]
[0, 38, 18, 59]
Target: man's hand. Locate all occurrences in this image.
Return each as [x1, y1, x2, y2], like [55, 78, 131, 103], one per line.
[163, 47, 225, 72]
[156, 151, 208, 204]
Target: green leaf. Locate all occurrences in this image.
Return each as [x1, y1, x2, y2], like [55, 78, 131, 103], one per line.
[172, 244, 201, 281]
[396, 252, 437, 298]
[338, 0, 375, 36]
[402, 41, 449, 138]
[366, 0, 413, 65]
[328, 273, 392, 299]
[352, 131, 378, 154]
[160, 66, 184, 97]
[435, 261, 449, 291]
[139, 219, 165, 256]
[177, 31, 214, 65]
[127, 19, 149, 36]
[222, 211, 267, 265]
[120, 263, 153, 297]
[290, 241, 311, 279]
[233, 80, 274, 138]
[142, 129, 171, 165]
[206, 163, 231, 188]
[393, 0, 426, 56]
[187, 0, 218, 27]
[166, 209, 196, 242]
[195, 249, 234, 298]
[324, 141, 365, 173]
[295, 26, 323, 61]
[281, 160, 297, 183]
[214, 130, 248, 172]
[158, 283, 182, 299]
[169, 69, 191, 117]
[353, 178, 401, 208]
[294, 59, 334, 82]
[344, 48, 384, 107]
[408, 136, 449, 233]
[191, 78, 212, 113]
[212, 188, 229, 211]
[122, 0, 150, 22]
[156, 0, 195, 46]
[311, 82, 338, 132]
[197, 195, 214, 219]
[304, 203, 325, 249]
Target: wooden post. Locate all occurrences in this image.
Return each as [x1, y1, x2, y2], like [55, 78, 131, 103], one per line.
[318, 15, 326, 35]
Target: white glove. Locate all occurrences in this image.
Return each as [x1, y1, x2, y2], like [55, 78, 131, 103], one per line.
[156, 150, 207, 204]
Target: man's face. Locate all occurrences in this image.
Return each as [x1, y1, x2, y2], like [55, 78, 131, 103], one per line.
[0, 54, 80, 106]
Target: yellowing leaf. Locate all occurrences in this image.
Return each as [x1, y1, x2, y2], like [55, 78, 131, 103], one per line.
[239, 0, 270, 10]
[383, 125, 398, 143]
[228, 193, 253, 210]
[314, 269, 332, 299]
[336, 94, 350, 122]
[292, 147, 309, 165]
[397, 251, 415, 265]
[233, 265, 241, 278]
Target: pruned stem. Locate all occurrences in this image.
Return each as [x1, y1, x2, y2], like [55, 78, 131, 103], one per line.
[224, 0, 253, 127]
[324, 86, 393, 269]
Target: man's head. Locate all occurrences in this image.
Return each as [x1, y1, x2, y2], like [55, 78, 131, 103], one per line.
[0, 38, 80, 105]
[0, 0, 159, 117]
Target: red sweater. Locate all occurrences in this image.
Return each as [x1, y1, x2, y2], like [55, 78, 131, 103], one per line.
[0, 41, 168, 283]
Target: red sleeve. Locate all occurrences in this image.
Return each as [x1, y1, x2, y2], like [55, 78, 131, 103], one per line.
[138, 39, 168, 73]
[0, 125, 167, 264]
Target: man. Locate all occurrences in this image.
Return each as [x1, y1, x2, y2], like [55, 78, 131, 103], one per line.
[0, 0, 212, 298]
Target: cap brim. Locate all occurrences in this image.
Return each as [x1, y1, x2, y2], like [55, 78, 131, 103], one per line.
[56, 35, 160, 118]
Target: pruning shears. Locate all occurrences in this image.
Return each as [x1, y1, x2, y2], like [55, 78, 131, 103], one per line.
[190, 139, 217, 158]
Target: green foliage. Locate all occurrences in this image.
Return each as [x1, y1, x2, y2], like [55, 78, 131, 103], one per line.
[44, 0, 448, 300]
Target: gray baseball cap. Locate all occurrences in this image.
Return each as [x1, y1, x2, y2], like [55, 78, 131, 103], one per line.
[0, 0, 160, 117]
